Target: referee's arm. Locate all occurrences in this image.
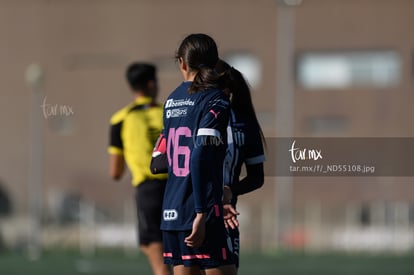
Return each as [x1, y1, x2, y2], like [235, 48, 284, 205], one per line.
[109, 154, 125, 180]
[108, 119, 126, 180]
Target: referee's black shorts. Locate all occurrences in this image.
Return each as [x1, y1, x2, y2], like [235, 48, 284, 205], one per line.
[135, 179, 166, 245]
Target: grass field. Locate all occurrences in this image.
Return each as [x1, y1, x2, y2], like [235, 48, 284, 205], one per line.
[0, 249, 413, 275]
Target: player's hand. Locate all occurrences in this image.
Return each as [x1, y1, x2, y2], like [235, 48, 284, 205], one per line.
[223, 204, 239, 229]
[184, 213, 206, 248]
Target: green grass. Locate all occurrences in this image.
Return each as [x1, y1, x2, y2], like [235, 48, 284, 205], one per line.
[238, 251, 414, 275]
[0, 249, 149, 275]
[0, 249, 413, 275]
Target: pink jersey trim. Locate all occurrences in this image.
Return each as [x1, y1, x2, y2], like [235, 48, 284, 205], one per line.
[214, 204, 220, 217]
[182, 254, 211, 260]
[222, 247, 227, 260]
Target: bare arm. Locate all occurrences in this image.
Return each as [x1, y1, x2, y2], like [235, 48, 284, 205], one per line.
[184, 213, 206, 248]
[109, 154, 125, 180]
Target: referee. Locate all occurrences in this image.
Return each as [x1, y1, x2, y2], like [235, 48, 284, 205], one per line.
[108, 63, 170, 275]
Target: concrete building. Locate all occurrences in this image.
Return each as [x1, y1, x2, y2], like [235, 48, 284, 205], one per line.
[0, 0, 413, 251]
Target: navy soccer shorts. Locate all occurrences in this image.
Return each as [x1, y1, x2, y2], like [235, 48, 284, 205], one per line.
[162, 218, 235, 269]
[227, 227, 240, 268]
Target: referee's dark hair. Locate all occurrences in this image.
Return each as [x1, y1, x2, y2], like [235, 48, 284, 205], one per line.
[126, 62, 156, 93]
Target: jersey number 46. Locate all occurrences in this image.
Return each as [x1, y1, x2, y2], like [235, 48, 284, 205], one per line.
[167, 127, 191, 177]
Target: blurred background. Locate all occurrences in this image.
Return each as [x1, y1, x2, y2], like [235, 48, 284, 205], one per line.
[1, 0, 414, 273]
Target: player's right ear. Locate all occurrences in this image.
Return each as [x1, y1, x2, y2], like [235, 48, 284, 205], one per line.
[179, 57, 187, 72]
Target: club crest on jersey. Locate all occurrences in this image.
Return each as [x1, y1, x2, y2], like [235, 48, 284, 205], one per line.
[163, 209, 178, 221]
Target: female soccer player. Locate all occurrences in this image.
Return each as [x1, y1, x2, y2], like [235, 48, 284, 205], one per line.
[216, 60, 266, 271]
[159, 34, 236, 275]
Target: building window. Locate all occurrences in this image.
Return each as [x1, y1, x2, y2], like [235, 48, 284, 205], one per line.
[222, 52, 262, 90]
[297, 50, 401, 90]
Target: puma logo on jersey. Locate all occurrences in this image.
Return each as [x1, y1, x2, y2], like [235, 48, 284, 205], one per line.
[209, 110, 220, 119]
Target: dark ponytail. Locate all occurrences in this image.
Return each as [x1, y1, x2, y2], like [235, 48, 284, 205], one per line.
[216, 59, 266, 147]
[175, 33, 223, 94]
[190, 66, 222, 93]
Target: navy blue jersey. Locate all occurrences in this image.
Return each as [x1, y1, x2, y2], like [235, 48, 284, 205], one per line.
[223, 110, 265, 204]
[161, 81, 230, 231]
